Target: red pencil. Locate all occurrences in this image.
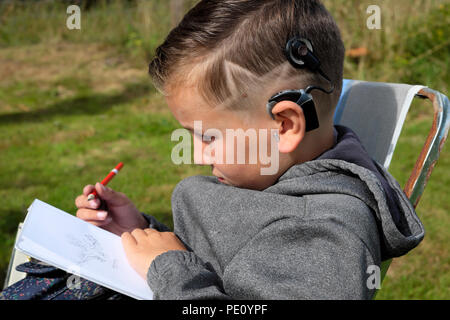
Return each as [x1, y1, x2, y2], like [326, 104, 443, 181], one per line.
[87, 162, 124, 201]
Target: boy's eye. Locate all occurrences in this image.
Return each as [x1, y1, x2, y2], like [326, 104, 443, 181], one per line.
[191, 130, 203, 140]
[203, 135, 215, 142]
[190, 130, 215, 143]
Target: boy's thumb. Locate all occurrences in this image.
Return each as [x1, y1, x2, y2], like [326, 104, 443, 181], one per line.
[95, 182, 115, 200]
[94, 182, 129, 207]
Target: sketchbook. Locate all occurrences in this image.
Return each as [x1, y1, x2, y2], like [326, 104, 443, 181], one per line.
[15, 199, 153, 300]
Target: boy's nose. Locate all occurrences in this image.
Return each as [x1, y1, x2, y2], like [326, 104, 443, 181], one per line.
[200, 144, 215, 165]
[193, 136, 215, 165]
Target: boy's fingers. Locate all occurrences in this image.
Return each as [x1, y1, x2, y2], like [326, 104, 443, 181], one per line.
[83, 184, 96, 196]
[121, 232, 138, 247]
[75, 195, 84, 208]
[131, 228, 148, 242]
[75, 194, 100, 209]
[144, 228, 157, 235]
[84, 217, 113, 227]
[76, 208, 108, 221]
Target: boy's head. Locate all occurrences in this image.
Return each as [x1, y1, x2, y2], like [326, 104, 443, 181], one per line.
[149, 0, 345, 190]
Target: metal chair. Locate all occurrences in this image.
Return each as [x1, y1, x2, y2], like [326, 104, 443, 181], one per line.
[334, 79, 449, 296]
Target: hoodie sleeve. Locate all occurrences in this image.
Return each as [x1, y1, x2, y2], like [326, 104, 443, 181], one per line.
[147, 250, 232, 300]
[146, 215, 380, 300]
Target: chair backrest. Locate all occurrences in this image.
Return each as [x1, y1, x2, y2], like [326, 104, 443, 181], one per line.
[334, 79, 449, 207]
[334, 79, 450, 297]
[334, 79, 426, 169]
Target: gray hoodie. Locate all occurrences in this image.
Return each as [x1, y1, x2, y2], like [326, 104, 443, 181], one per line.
[142, 125, 425, 300]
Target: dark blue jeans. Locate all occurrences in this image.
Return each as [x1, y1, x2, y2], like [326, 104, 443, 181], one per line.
[0, 261, 132, 300]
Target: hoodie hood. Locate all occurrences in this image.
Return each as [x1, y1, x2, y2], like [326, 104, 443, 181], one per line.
[270, 125, 425, 260]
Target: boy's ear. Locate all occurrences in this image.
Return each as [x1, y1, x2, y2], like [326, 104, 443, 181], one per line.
[270, 100, 306, 153]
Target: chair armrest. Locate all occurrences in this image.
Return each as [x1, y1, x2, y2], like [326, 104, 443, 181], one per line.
[404, 88, 450, 208]
[376, 88, 449, 298]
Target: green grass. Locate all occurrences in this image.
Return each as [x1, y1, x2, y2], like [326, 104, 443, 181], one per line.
[0, 0, 448, 299]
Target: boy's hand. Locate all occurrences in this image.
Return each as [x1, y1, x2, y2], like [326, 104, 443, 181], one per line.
[75, 183, 148, 236]
[121, 229, 187, 279]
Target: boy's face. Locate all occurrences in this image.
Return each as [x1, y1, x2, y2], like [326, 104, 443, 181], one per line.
[165, 85, 284, 190]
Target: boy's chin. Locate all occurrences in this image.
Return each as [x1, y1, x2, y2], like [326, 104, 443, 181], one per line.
[214, 174, 268, 190]
[216, 177, 262, 190]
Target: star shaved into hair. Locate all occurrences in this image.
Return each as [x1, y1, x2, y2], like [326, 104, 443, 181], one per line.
[215, 59, 311, 124]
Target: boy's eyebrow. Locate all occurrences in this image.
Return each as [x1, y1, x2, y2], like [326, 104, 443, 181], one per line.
[182, 125, 194, 131]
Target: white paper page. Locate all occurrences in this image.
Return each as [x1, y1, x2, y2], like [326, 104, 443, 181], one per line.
[16, 199, 153, 300]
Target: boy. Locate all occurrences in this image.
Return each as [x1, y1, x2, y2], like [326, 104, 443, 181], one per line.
[2, 0, 424, 300]
[83, 0, 424, 299]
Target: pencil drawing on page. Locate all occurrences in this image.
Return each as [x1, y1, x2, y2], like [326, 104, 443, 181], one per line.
[66, 233, 108, 266]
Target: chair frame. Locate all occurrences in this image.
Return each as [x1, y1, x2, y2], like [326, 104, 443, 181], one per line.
[377, 87, 450, 296]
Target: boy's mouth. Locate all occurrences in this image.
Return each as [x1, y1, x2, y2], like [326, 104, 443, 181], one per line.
[217, 177, 231, 186]
[214, 172, 225, 182]
[212, 169, 226, 183]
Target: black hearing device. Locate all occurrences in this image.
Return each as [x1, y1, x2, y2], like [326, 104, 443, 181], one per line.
[267, 37, 334, 132]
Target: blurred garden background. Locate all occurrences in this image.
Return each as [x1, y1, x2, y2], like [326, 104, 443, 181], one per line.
[0, 0, 448, 299]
